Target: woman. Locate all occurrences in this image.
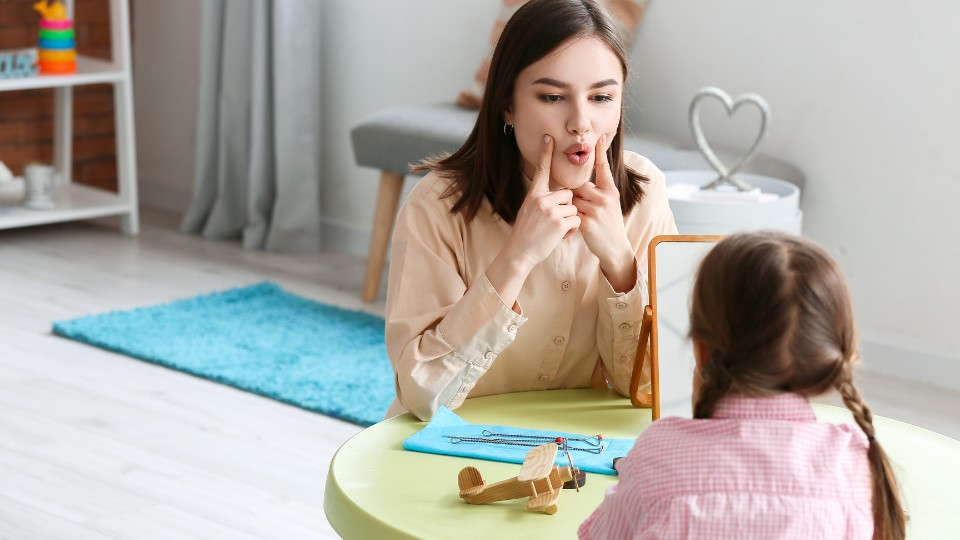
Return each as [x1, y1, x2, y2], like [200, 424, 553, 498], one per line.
[385, 0, 677, 420]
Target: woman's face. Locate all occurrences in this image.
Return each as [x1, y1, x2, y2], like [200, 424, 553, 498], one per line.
[504, 36, 624, 190]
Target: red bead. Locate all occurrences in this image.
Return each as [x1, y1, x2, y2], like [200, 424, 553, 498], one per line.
[555, 437, 564, 444]
[597, 434, 604, 440]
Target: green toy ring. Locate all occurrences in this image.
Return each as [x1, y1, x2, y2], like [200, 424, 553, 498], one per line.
[39, 28, 75, 40]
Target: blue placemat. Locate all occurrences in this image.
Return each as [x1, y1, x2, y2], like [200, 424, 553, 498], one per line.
[403, 406, 634, 475]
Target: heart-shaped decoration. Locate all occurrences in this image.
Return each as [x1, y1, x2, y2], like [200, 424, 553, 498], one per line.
[689, 86, 771, 191]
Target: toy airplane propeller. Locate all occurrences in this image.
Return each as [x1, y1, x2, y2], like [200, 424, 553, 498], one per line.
[457, 443, 580, 515]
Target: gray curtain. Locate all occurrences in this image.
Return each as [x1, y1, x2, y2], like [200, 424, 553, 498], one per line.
[181, 0, 322, 253]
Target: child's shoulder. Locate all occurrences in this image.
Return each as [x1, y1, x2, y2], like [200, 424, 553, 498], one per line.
[634, 416, 703, 447]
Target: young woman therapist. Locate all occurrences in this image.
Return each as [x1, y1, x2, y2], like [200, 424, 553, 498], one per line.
[384, 0, 677, 420]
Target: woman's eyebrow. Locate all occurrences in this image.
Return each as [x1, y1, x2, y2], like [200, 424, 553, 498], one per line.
[531, 77, 620, 89]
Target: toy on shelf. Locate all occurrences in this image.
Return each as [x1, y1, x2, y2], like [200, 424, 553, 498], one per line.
[457, 443, 583, 515]
[0, 161, 26, 211]
[0, 48, 38, 79]
[33, 0, 76, 75]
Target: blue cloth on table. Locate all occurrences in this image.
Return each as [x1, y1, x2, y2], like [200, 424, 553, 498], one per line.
[402, 406, 634, 475]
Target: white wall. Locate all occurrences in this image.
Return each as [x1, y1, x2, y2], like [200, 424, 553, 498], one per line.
[628, 0, 960, 377]
[317, 0, 500, 251]
[132, 0, 202, 213]
[134, 0, 960, 387]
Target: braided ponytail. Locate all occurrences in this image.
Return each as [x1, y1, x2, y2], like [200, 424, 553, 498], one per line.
[837, 380, 906, 540]
[692, 352, 734, 419]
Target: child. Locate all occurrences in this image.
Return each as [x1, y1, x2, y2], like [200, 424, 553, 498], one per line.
[579, 231, 905, 539]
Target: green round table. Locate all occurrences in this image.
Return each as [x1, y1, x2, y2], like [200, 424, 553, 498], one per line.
[324, 389, 960, 539]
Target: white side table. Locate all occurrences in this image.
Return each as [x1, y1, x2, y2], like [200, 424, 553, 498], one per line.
[664, 171, 802, 235]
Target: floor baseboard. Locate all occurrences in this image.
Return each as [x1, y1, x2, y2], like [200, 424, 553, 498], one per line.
[860, 338, 960, 393]
[321, 219, 372, 256]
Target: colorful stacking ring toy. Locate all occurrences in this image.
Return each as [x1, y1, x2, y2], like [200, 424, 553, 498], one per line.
[37, 28, 76, 72]
[34, 0, 77, 75]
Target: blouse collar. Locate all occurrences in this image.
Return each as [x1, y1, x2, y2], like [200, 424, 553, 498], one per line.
[711, 393, 817, 422]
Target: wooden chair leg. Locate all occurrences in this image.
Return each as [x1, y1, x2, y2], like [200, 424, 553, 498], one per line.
[362, 171, 405, 302]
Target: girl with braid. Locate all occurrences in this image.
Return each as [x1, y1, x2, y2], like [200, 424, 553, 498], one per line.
[580, 231, 905, 540]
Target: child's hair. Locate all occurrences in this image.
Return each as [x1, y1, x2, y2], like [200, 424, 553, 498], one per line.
[414, 0, 648, 224]
[689, 231, 905, 540]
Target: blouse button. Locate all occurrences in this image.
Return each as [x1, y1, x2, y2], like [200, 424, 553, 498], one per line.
[561, 281, 572, 291]
[553, 336, 565, 346]
[507, 324, 518, 333]
[618, 355, 628, 365]
[538, 374, 549, 382]
[615, 301, 627, 310]
[484, 352, 496, 361]
[619, 322, 631, 332]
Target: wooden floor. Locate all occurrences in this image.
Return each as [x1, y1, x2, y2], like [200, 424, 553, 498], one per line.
[1, 209, 958, 539]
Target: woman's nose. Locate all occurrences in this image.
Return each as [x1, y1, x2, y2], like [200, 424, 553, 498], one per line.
[566, 104, 590, 136]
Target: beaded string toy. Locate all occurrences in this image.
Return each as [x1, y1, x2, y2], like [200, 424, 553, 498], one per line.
[444, 432, 605, 455]
[481, 430, 604, 447]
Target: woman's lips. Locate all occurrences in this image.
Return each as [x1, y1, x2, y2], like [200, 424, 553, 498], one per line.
[563, 142, 591, 166]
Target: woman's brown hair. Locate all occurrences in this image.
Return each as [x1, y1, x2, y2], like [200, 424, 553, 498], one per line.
[689, 231, 905, 540]
[414, 0, 648, 223]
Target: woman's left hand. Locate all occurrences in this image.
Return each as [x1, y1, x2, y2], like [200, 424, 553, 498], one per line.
[572, 136, 637, 292]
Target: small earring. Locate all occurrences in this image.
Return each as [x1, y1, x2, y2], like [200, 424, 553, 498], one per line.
[503, 123, 513, 136]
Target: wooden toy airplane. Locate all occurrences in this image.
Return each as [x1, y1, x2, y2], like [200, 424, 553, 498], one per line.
[457, 443, 578, 515]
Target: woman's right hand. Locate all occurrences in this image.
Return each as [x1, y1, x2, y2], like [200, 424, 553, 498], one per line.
[504, 134, 581, 271]
[486, 135, 580, 309]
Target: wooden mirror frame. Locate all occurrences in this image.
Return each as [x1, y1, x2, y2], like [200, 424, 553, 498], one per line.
[630, 234, 725, 419]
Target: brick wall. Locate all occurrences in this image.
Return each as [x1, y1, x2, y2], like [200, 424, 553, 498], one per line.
[0, 0, 122, 192]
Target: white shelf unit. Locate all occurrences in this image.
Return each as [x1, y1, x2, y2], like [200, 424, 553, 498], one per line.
[0, 0, 138, 235]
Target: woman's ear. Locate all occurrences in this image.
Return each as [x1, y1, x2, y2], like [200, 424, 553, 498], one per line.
[503, 106, 513, 126]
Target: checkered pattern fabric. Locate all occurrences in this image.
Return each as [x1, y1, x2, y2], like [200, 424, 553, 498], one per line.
[579, 393, 874, 539]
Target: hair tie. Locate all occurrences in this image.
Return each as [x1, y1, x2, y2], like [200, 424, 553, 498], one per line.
[867, 435, 876, 442]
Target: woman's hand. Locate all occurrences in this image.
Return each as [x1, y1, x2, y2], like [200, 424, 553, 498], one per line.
[504, 134, 581, 271]
[487, 135, 580, 307]
[572, 136, 637, 292]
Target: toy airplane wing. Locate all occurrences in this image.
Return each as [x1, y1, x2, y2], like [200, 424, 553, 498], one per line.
[517, 442, 558, 481]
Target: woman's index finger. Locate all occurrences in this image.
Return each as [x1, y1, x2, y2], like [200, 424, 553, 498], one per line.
[531, 134, 553, 193]
[594, 135, 614, 189]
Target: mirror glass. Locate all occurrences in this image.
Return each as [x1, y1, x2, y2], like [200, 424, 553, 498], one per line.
[651, 238, 720, 419]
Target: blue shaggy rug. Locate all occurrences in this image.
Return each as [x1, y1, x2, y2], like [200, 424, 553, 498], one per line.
[53, 282, 394, 426]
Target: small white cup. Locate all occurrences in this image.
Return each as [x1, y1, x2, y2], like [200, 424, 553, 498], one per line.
[23, 163, 56, 210]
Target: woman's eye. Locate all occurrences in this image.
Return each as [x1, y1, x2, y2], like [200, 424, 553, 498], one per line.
[592, 94, 614, 103]
[539, 94, 563, 103]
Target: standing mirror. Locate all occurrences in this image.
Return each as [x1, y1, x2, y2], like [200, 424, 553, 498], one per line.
[630, 235, 724, 419]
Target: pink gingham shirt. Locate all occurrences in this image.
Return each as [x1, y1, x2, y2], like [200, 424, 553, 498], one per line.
[579, 393, 874, 540]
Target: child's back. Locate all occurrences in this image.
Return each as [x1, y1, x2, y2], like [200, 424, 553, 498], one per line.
[582, 393, 872, 539]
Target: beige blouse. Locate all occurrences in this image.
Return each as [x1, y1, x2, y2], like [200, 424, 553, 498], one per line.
[384, 151, 678, 420]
